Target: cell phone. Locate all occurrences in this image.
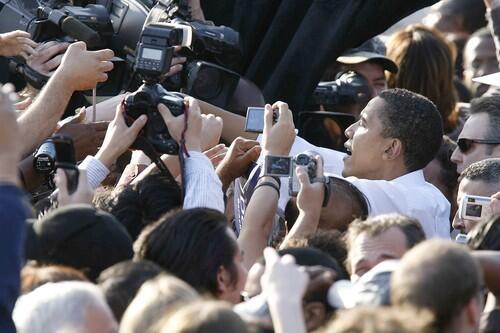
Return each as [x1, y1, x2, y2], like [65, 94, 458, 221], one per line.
[263, 155, 292, 177]
[459, 195, 491, 221]
[244, 107, 278, 133]
[53, 136, 79, 195]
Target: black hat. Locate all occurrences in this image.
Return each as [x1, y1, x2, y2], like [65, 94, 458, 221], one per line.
[337, 37, 399, 74]
[25, 204, 134, 280]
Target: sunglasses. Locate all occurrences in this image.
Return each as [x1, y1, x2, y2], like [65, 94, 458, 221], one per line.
[457, 138, 500, 153]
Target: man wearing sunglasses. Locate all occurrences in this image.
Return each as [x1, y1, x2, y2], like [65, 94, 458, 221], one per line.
[451, 96, 500, 174]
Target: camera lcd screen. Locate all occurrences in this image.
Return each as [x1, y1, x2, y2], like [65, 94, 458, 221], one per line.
[265, 156, 292, 176]
[245, 107, 265, 133]
[465, 203, 483, 218]
[142, 48, 162, 61]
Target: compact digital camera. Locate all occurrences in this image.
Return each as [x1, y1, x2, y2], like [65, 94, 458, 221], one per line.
[459, 195, 492, 221]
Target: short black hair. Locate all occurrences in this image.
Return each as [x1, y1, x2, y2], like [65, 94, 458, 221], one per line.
[378, 89, 443, 172]
[462, 158, 500, 183]
[435, 136, 459, 198]
[103, 171, 182, 240]
[469, 96, 500, 141]
[439, 0, 486, 34]
[97, 260, 162, 321]
[134, 208, 238, 296]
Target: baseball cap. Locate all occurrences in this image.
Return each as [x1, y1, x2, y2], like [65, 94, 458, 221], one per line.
[25, 204, 134, 280]
[337, 37, 399, 74]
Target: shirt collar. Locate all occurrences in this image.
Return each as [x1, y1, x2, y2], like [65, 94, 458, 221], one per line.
[391, 169, 425, 185]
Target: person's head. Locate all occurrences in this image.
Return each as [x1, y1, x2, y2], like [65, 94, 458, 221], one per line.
[386, 24, 459, 133]
[391, 240, 484, 333]
[424, 0, 486, 37]
[119, 274, 199, 333]
[423, 136, 459, 206]
[134, 208, 247, 304]
[97, 260, 163, 322]
[325, 305, 434, 333]
[103, 171, 182, 240]
[452, 158, 500, 233]
[451, 96, 500, 173]
[345, 214, 426, 281]
[327, 37, 398, 117]
[21, 264, 88, 294]
[343, 89, 443, 180]
[13, 281, 117, 333]
[25, 204, 134, 281]
[157, 300, 249, 333]
[463, 28, 498, 97]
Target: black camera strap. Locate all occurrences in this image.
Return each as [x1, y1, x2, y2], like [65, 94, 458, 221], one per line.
[177, 103, 191, 201]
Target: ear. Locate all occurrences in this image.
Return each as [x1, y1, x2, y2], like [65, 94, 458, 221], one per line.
[463, 295, 482, 328]
[303, 302, 327, 332]
[382, 138, 403, 161]
[216, 265, 231, 296]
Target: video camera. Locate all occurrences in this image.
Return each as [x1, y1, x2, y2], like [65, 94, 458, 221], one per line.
[310, 71, 371, 108]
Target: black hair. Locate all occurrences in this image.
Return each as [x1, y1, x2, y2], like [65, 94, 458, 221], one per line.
[435, 136, 459, 198]
[378, 89, 443, 172]
[103, 171, 182, 240]
[462, 158, 500, 183]
[134, 208, 238, 296]
[440, 0, 486, 34]
[97, 260, 163, 321]
[469, 96, 500, 141]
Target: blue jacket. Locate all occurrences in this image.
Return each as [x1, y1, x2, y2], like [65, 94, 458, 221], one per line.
[0, 185, 28, 333]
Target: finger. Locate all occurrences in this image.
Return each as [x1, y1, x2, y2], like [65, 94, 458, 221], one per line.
[97, 73, 109, 83]
[186, 97, 201, 117]
[93, 48, 114, 61]
[315, 154, 324, 178]
[243, 145, 262, 162]
[204, 144, 226, 158]
[167, 64, 183, 76]
[36, 41, 58, 52]
[263, 104, 273, 132]
[19, 37, 38, 49]
[128, 114, 148, 136]
[263, 247, 280, 267]
[171, 57, 187, 66]
[158, 103, 174, 124]
[99, 61, 114, 72]
[281, 254, 296, 265]
[70, 41, 87, 51]
[274, 101, 293, 123]
[492, 192, 500, 200]
[20, 51, 29, 60]
[55, 168, 69, 199]
[43, 54, 64, 72]
[296, 166, 311, 187]
[12, 30, 31, 38]
[210, 152, 226, 167]
[22, 44, 36, 56]
[239, 139, 260, 151]
[14, 97, 32, 111]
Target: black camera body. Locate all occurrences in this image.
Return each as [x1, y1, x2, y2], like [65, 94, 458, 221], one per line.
[124, 83, 185, 155]
[311, 71, 371, 107]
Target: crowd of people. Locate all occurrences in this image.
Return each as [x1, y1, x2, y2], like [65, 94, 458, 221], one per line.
[1, 0, 500, 332]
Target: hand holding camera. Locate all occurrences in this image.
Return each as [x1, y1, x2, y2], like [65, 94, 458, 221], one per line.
[262, 102, 296, 156]
[296, 152, 326, 216]
[55, 168, 93, 207]
[158, 97, 203, 152]
[27, 41, 70, 77]
[56, 41, 114, 92]
[95, 102, 147, 169]
[0, 30, 37, 59]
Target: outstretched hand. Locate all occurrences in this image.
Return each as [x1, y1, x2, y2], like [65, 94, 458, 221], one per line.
[0, 30, 37, 59]
[262, 102, 296, 156]
[296, 153, 325, 215]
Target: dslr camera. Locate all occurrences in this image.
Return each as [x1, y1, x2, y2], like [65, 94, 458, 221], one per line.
[262, 151, 321, 196]
[124, 23, 186, 155]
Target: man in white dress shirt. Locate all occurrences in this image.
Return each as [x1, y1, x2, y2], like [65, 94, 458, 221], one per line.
[282, 89, 451, 238]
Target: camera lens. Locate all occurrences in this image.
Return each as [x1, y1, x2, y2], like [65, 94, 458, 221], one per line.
[295, 154, 310, 166]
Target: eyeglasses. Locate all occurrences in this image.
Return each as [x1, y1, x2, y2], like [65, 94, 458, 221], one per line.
[457, 138, 500, 153]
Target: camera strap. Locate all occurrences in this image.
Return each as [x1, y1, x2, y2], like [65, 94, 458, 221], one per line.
[177, 104, 191, 201]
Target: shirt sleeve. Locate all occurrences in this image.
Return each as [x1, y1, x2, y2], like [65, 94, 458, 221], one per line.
[0, 185, 28, 333]
[78, 155, 110, 190]
[183, 151, 224, 213]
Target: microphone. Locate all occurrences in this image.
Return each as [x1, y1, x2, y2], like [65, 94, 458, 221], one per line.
[60, 16, 103, 49]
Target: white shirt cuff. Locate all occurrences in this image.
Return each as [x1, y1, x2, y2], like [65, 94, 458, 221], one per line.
[78, 155, 110, 190]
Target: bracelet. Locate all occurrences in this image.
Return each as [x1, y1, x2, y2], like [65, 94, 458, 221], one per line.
[254, 181, 280, 197]
[259, 175, 281, 187]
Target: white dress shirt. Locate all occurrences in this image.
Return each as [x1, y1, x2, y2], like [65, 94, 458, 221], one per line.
[79, 152, 225, 214]
[258, 136, 451, 239]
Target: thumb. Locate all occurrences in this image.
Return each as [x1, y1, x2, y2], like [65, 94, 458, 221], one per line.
[296, 166, 311, 188]
[55, 168, 69, 198]
[128, 114, 147, 136]
[71, 41, 87, 51]
[158, 103, 174, 124]
[263, 247, 280, 268]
